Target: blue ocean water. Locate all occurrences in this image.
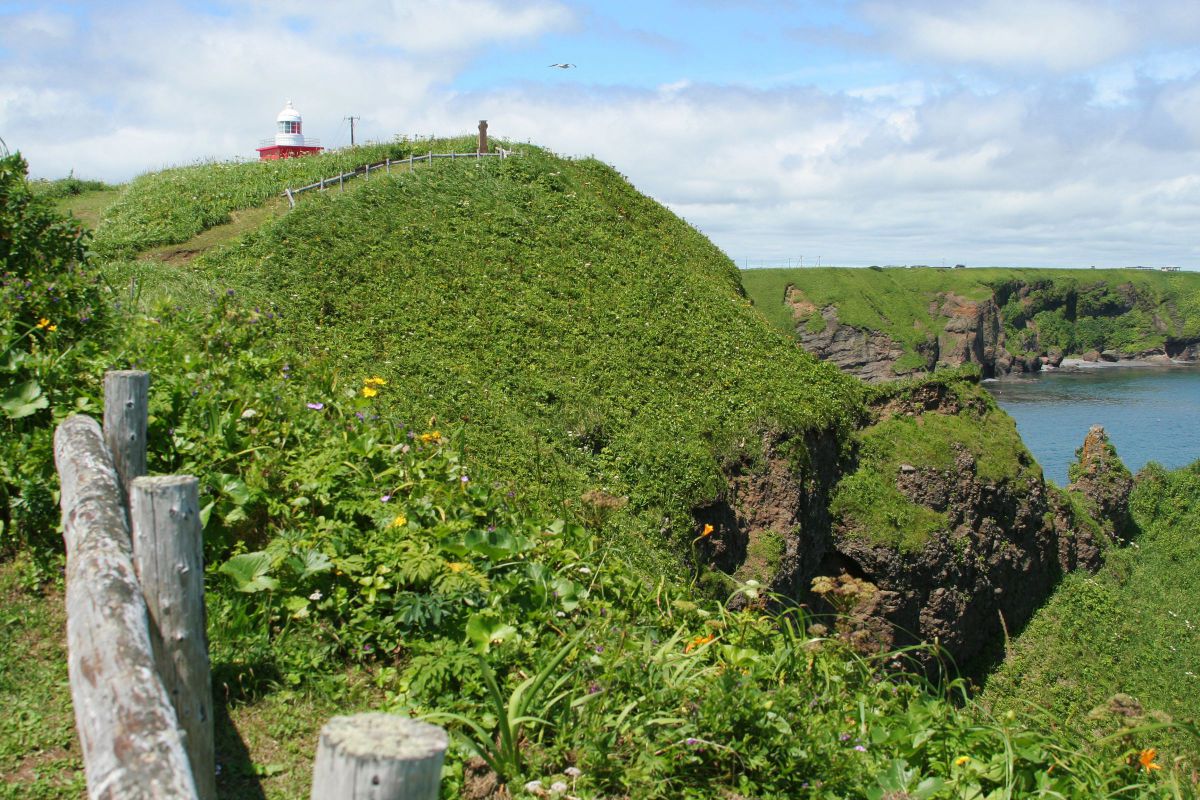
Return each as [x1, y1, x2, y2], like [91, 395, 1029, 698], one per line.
[985, 365, 1200, 486]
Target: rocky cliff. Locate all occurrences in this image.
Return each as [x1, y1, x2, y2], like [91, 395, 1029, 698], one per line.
[775, 272, 1200, 383]
[692, 374, 1133, 672]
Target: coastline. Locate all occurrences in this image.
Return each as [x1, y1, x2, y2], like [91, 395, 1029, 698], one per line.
[1054, 356, 1199, 371]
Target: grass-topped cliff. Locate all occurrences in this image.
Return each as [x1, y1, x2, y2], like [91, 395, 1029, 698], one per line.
[4, 147, 1199, 797]
[743, 267, 1200, 381]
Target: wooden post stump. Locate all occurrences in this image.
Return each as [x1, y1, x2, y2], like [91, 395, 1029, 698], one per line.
[130, 475, 216, 800]
[103, 370, 148, 497]
[55, 415, 199, 800]
[311, 714, 447, 800]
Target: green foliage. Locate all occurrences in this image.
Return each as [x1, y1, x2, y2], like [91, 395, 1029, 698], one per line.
[173, 144, 862, 568]
[91, 137, 476, 257]
[833, 375, 1037, 551]
[984, 460, 1200, 774]
[2, 141, 1193, 798]
[743, 267, 1200, 368]
[27, 173, 113, 200]
[0, 153, 110, 562]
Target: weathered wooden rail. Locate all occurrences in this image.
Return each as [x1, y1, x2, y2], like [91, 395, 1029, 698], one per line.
[55, 370, 448, 799]
[283, 146, 517, 208]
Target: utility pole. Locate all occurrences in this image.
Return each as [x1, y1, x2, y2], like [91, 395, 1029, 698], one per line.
[345, 115, 360, 146]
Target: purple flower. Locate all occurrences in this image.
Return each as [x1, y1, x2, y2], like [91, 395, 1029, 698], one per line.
[686, 738, 700, 747]
[460, 475, 470, 483]
[839, 732, 852, 742]
[307, 402, 324, 410]
[381, 494, 392, 503]
[588, 682, 601, 694]
[854, 745, 867, 752]
[594, 645, 604, 653]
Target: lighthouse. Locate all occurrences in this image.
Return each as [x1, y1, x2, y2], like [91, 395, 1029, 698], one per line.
[256, 100, 323, 160]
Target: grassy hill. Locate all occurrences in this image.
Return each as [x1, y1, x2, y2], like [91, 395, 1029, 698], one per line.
[117, 144, 863, 576]
[4, 147, 1198, 797]
[983, 460, 1200, 769]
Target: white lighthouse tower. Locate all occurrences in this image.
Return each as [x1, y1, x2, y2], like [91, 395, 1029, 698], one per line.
[256, 100, 323, 160]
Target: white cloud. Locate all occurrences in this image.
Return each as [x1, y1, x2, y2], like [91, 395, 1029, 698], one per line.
[5, 0, 1200, 269]
[859, 0, 1200, 75]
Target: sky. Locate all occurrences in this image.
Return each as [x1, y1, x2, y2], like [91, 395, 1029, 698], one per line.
[4, 0, 1200, 269]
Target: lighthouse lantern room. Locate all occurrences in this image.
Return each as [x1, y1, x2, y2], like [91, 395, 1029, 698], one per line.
[256, 100, 323, 160]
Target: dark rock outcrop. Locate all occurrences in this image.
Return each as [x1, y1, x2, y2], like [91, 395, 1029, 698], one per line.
[1067, 425, 1134, 541]
[791, 300, 913, 383]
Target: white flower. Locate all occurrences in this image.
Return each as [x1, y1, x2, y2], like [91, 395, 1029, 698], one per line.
[564, 766, 582, 778]
[240, 408, 258, 419]
[550, 782, 568, 794]
[523, 780, 543, 793]
[577, 567, 591, 575]
[309, 590, 323, 601]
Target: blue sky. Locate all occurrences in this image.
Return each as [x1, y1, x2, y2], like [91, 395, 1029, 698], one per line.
[4, 0, 1200, 269]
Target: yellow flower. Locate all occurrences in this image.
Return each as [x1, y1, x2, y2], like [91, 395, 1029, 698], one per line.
[35, 318, 50, 330]
[389, 514, 407, 528]
[364, 376, 387, 386]
[361, 386, 378, 398]
[47, 324, 57, 332]
[446, 562, 466, 573]
[1138, 748, 1162, 772]
[419, 431, 441, 443]
[954, 756, 970, 767]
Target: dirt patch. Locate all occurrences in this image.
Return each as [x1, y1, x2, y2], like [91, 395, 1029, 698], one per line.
[784, 285, 817, 320]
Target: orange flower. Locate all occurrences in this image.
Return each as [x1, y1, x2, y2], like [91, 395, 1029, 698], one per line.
[684, 633, 715, 653]
[1138, 748, 1161, 772]
[700, 524, 714, 538]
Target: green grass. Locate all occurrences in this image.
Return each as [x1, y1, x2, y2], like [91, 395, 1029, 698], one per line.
[742, 266, 1200, 365]
[0, 559, 83, 800]
[831, 376, 1039, 552]
[91, 136, 480, 257]
[8, 145, 1199, 798]
[128, 144, 864, 576]
[53, 188, 122, 231]
[983, 460, 1200, 769]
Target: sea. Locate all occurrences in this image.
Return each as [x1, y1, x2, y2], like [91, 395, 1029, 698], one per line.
[984, 365, 1200, 486]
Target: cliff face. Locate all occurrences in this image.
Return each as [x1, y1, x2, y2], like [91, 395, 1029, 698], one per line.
[696, 377, 1130, 672]
[779, 275, 1200, 382]
[791, 299, 915, 383]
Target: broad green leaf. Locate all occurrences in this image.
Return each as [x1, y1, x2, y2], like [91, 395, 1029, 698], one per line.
[218, 551, 279, 593]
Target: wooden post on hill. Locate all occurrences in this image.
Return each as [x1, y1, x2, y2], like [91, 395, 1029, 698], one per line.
[55, 415, 200, 800]
[103, 370, 148, 498]
[130, 475, 216, 800]
[478, 120, 488, 154]
[311, 714, 447, 800]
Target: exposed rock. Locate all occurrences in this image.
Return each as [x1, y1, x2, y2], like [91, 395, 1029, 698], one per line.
[935, 293, 1008, 376]
[780, 277, 1200, 381]
[695, 397, 1133, 675]
[787, 296, 911, 383]
[1067, 425, 1134, 541]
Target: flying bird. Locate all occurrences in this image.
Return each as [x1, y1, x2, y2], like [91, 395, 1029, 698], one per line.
[549, 63, 576, 69]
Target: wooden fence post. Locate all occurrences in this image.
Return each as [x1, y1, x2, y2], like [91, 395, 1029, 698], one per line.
[103, 370, 148, 498]
[55, 415, 200, 800]
[386, 157, 391, 174]
[130, 475, 216, 800]
[310, 714, 447, 800]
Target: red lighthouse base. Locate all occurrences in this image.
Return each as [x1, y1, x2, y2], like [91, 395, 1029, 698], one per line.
[257, 144, 323, 161]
